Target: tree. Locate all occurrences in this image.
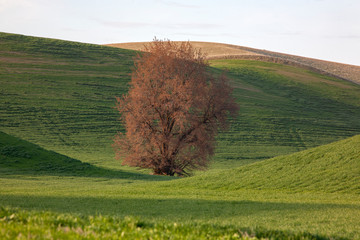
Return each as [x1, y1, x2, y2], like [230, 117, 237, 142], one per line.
[113, 39, 238, 176]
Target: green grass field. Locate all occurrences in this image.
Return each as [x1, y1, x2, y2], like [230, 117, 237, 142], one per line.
[0, 32, 135, 170]
[1, 32, 360, 239]
[210, 59, 360, 170]
[1, 131, 359, 239]
[2, 32, 360, 171]
[2, 207, 341, 240]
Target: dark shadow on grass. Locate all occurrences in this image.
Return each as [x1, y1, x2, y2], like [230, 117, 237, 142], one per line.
[0, 149, 174, 181]
[0, 131, 174, 181]
[0, 149, 175, 181]
[0, 159, 174, 181]
[0, 196, 352, 240]
[0, 194, 358, 221]
[0, 194, 356, 239]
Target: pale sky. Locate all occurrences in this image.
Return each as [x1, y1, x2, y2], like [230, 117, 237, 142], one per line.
[1, 0, 359, 65]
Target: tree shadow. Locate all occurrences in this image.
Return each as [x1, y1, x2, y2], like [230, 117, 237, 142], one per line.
[0, 194, 358, 221]
[0, 160, 174, 181]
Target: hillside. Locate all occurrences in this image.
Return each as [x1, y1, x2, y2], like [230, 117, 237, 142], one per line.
[0, 131, 93, 175]
[174, 134, 360, 194]
[0, 131, 163, 180]
[0, 32, 136, 168]
[1, 32, 360, 171]
[210, 59, 360, 169]
[1, 32, 360, 240]
[1, 133, 359, 239]
[108, 41, 360, 85]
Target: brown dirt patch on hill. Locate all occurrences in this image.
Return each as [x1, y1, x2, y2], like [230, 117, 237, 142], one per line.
[106, 42, 360, 85]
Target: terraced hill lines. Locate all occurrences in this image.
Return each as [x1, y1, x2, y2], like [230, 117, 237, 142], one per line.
[2, 32, 360, 171]
[0, 32, 136, 167]
[210, 59, 360, 169]
[2, 32, 360, 239]
[108, 41, 360, 85]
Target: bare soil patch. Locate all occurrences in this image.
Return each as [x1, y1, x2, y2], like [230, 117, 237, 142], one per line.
[106, 42, 360, 85]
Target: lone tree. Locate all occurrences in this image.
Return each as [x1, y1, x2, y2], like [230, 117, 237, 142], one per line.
[113, 40, 238, 176]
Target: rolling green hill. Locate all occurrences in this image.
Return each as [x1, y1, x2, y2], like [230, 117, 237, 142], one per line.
[0, 130, 93, 175]
[1, 32, 360, 172]
[1, 134, 359, 239]
[210, 59, 360, 169]
[1, 32, 360, 239]
[0, 32, 136, 169]
[0, 131, 171, 180]
[172, 134, 360, 194]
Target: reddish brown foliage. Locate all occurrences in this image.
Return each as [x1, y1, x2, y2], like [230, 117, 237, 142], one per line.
[113, 40, 238, 176]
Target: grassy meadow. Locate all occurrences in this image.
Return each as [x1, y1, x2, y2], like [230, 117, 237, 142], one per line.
[0, 32, 135, 170]
[2, 32, 360, 170]
[1, 32, 360, 239]
[210, 59, 360, 170]
[1, 131, 359, 239]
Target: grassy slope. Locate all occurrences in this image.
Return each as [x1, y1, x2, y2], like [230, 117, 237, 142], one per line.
[1, 32, 360, 171]
[108, 41, 360, 85]
[0, 131, 168, 180]
[0, 32, 135, 169]
[173, 134, 360, 194]
[0, 131, 93, 174]
[1, 33, 360, 239]
[210, 59, 360, 169]
[1, 134, 359, 239]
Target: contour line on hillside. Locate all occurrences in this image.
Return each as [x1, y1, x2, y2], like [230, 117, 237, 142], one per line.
[106, 41, 360, 85]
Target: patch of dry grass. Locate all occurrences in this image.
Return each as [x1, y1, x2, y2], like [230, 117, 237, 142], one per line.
[107, 41, 360, 85]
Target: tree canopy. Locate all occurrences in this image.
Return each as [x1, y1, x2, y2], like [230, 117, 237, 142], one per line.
[113, 40, 238, 176]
